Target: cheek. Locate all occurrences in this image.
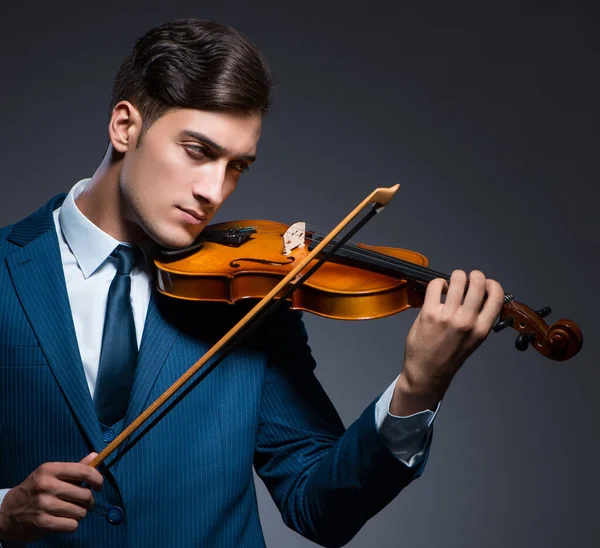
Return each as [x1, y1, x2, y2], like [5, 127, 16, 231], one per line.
[223, 175, 241, 200]
[139, 144, 181, 184]
[130, 146, 187, 203]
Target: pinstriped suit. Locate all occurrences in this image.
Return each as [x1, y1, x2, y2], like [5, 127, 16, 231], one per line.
[0, 194, 429, 547]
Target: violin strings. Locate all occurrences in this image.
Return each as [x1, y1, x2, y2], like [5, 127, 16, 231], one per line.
[303, 224, 440, 276]
[259, 222, 452, 283]
[234, 226, 434, 279]
[239, 223, 509, 298]
[303, 225, 510, 300]
[304, 224, 451, 283]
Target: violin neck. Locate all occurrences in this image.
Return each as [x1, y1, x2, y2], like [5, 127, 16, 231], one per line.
[309, 235, 519, 309]
[308, 238, 514, 306]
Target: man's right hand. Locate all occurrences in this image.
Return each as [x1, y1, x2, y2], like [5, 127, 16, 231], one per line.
[0, 453, 103, 542]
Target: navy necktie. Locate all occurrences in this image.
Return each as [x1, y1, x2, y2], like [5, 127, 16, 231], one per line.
[94, 244, 140, 426]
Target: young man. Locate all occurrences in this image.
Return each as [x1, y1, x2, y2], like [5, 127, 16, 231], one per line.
[0, 19, 504, 547]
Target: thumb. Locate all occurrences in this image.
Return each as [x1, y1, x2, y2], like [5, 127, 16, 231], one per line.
[79, 452, 99, 466]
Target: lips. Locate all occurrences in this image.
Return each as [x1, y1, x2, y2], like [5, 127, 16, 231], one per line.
[179, 207, 203, 220]
[177, 207, 206, 225]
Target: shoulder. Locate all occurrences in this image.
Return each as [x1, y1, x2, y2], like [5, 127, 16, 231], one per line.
[0, 223, 15, 259]
[0, 194, 66, 259]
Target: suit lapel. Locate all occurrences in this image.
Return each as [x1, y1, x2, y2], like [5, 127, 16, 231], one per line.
[6, 227, 105, 453]
[124, 290, 179, 429]
[7, 194, 182, 454]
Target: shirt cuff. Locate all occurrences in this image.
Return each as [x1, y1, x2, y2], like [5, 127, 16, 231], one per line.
[0, 488, 10, 509]
[374, 375, 440, 467]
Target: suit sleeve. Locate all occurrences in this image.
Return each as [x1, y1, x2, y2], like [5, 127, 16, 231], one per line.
[253, 307, 431, 548]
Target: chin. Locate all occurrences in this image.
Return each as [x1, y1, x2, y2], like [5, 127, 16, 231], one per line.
[158, 235, 199, 250]
[147, 225, 203, 250]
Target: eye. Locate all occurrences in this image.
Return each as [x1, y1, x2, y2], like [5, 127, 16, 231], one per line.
[184, 144, 210, 158]
[230, 161, 251, 174]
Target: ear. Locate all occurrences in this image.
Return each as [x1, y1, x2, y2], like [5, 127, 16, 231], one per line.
[108, 101, 143, 152]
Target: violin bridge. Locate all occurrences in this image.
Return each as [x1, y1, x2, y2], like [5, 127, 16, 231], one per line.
[282, 222, 306, 255]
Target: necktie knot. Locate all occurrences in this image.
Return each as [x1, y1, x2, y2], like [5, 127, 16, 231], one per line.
[111, 244, 140, 275]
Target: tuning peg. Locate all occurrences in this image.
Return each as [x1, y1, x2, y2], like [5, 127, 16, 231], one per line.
[515, 333, 536, 351]
[535, 307, 552, 318]
[493, 316, 514, 333]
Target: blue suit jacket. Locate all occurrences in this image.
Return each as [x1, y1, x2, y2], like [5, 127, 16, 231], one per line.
[0, 195, 429, 547]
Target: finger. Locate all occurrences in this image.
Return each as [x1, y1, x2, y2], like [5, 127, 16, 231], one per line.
[77, 453, 102, 491]
[55, 482, 95, 509]
[462, 270, 487, 314]
[444, 270, 467, 310]
[422, 278, 448, 311]
[45, 498, 89, 521]
[79, 453, 98, 466]
[35, 515, 79, 535]
[477, 279, 505, 330]
[76, 453, 103, 492]
[55, 464, 103, 492]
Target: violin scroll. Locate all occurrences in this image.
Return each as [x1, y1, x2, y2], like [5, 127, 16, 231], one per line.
[493, 298, 583, 361]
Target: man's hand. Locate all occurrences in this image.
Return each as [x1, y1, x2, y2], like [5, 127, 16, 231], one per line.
[0, 452, 103, 543]
[391, 270, 504, 416]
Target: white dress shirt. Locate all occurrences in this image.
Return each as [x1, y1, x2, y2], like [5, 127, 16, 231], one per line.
[0, 179, 437, 507]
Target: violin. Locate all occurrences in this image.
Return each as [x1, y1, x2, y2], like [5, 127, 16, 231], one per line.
[90, 184, 582, 469]
[154, 217, 582, 363]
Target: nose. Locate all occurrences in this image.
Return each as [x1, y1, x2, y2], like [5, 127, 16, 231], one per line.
[192, 162, 227, 208]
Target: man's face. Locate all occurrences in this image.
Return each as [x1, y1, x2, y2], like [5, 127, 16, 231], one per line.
[119, 108, 262, 249]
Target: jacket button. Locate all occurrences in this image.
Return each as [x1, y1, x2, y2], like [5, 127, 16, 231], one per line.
[106, 506, 124, 525]
[103, 429, 115, 443]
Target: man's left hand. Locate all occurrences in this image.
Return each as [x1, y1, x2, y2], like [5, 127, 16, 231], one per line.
[390, 269, 505, 416]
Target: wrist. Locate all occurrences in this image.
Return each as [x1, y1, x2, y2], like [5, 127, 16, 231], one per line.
[0, 489, 15, 541]
[390, 372, 445, 416]
[0, 509, 8, 540]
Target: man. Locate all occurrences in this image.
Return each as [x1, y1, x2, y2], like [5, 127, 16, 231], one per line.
[0, 19, 504, 547]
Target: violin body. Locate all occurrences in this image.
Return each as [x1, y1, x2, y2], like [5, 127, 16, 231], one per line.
[155, 219, 429, 320]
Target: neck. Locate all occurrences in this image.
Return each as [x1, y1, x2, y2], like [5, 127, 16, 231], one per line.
[75, 146, 146, 243]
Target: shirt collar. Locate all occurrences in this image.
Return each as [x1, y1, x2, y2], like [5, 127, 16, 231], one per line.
[58, 179, 123, 279]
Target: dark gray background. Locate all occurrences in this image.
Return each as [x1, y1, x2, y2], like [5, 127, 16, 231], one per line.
[1, 2, 598, 547]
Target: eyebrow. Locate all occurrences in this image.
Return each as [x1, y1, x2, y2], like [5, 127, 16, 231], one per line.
[181, 129, 257, 163]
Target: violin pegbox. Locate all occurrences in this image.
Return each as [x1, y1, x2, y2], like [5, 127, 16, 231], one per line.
[282, 222, 306, 255]
[493, 298, 583, 361]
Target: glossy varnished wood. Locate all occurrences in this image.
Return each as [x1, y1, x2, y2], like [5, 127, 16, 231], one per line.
[155, 219, 429, 320]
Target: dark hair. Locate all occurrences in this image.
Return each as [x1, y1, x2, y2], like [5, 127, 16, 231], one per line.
[110, 19, 273, 136]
